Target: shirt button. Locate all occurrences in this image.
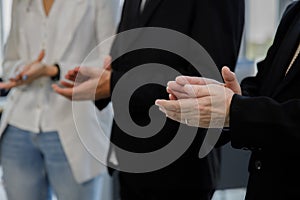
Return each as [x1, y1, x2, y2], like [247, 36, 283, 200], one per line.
[255, 160, 262, 170]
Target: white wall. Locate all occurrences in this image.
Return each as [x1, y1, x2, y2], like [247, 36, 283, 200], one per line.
[247, 0, 278, 44]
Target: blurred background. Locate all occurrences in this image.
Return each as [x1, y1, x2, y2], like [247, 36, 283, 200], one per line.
[0, 0, 296, 200]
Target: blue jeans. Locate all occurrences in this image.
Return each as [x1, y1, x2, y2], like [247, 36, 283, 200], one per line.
[0, 125, 103, 200]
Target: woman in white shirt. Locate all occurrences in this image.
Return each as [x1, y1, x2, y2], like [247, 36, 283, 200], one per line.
[0, 0, 119, 199]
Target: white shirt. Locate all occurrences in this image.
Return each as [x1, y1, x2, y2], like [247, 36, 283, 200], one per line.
[1, 0, 119, 183]
[8, 0, 56, 133]
[140, 0, 148, 12]
[3, 0, 114, 133]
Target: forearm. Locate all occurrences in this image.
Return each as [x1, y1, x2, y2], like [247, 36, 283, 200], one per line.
[94, 68, 117, 110]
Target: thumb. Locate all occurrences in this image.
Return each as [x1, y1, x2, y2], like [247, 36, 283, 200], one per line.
[36, 50, 45, 63]
[221, 66, 241, 95]
[222, 66, 236, 82]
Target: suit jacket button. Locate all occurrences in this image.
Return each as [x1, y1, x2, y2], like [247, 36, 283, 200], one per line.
[255, 160, 262, 170]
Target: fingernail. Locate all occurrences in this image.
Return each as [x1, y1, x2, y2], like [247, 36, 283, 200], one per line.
[22, 75, 28, 81]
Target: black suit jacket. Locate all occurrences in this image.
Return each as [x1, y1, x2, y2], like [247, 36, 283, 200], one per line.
[96, 0, 245, 190]
[226, 2, 300, 199]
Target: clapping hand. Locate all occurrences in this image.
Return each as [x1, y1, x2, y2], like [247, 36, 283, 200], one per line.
[0, 50, 58, 90]
[155, 67, 241, 128]
[52, 56, 112, 101]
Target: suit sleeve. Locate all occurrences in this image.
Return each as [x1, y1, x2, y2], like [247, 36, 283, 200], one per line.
[190, 0, 245, 71]
[94, 70, 122, 110]
[216, 1, 299, 148]
[229, 94, 300, 150]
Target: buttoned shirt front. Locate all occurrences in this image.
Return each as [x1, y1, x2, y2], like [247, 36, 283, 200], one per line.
[7, 0, 64, 133]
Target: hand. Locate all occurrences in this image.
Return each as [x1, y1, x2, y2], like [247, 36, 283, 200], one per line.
[167, 66, 241, 100]
[221, 66, 241, 95]
[0, 81, 19, 90]
[156, 84, 234, 128]
[0, 50, 58, 90]
[167, 76, 223, 100]
[52, 56, 112, 101]
[17, 50, 58, 82]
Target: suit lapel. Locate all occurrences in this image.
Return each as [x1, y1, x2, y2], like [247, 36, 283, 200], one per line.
[53, 0, 88, 61]
[139, 0, 164, 27]
[273, 48, 300, 98]
[271, 11, 300, 98]
[119, 0, 164, 31]
[112, 0, 164, 58]
[259, 2, 300, 97]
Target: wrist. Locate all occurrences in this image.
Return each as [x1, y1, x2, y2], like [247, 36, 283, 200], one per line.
[96, 70, 111, 100]
[45, 64, 60, 81]
[225, 93, 234, 127]
[45, 65, 58, 77]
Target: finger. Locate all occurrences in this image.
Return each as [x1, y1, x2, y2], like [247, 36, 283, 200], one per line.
[65, 74, 76, 82]
[36, 50, 45, 62]
[14, 64, 31, 81]
[68, 67, 96, 82]
[9, 77, 20, 82]
[67, 67, 80, 76]
[19, 64, 39, 78]
[167, 81, 186, 93]
[167, 81, 191, 99]
[169, 94, 177, 100]
[65, 67, 80, 81]
[156, 100, 181, 120]
[155, 99, 197, 113]
[222, 66, 236, 83]
[166, 88, 178, 100]
[66, 67, 82, 81]
[21, 63, 44, 81]
[183, 84, 211, 98]
[221, 66, 241, 94]
[155, 100, 180, 112]
[22, 75, 28, 81]
[0, 82, 17, 90]
[176, 76, 220, 86]
[14, 70, 26, 81]
[167, 87, 191, 99]
[60, 80, 74, 88]
[52, 84, 73, 100]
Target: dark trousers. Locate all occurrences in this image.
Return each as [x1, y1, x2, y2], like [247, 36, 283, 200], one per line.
[118, 172, 215, 200]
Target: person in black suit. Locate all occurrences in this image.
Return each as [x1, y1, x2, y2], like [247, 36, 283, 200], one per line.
[157, 1, 300, 200]
[53, 0, 245, 199]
